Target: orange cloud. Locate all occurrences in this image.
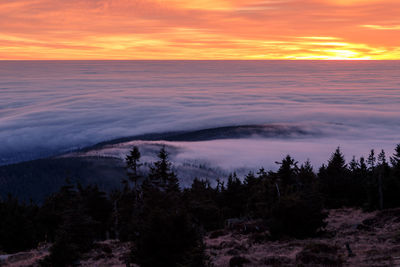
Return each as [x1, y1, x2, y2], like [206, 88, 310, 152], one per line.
[0, 0, 399, 59]
[362, 24, 400, 30]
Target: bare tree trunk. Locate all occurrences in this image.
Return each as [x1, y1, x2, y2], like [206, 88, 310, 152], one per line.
[275, 183, 281, 201]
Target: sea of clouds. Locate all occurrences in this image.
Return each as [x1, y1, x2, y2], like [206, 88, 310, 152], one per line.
[1, 60, 400, 167]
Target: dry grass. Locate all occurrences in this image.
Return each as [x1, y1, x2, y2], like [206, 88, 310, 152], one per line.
[2, 208, 400, 266]
[205, 208, 400, 266]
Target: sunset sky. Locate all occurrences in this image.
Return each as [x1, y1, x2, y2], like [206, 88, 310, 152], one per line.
[1, 0, 400, 60]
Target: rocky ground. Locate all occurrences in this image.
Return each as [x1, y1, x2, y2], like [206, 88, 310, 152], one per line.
[0, 240, 133, 267]
[205, 208, 400, 266]
[2, 208, 400, 266]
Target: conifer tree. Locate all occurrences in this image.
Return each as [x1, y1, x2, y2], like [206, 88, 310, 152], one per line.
[244, 172, 257, 188]
[148, 146, 179, 193]
[378, 149, 387, 166]
[349, 156, 359, 172]
[298, 160, 316, 185]
[270, 159, 326, 239]
[320, 147, 350, 207]
[276, 155, 299, 189]
[390, 144, 400, 169]
[78, 185, 112, 240]
[327, 147, 347, 172]
[184, 179, 221, 230]
[39, 184, 98, 267]
[383, 145, 400, 208]
[126, 146, 142, 189]
[224, 173, 244, 218]
[133, 148, 207, 267]
[367, 149, 376, 170]
[359, 157, 367, 172]
[376, 150, 389, 209]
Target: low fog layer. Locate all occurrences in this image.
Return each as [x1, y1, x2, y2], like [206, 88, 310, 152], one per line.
[71, 136, 398, 187]
[1, 61, 400, 165]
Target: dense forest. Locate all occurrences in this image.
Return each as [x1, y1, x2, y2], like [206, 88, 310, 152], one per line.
[1, 144, 400, 266]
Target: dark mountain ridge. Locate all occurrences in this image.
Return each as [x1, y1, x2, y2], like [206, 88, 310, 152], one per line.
[0, 124, 317, 202]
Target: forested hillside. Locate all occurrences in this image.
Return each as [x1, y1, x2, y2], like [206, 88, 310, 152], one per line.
[1, 144, 400, 266]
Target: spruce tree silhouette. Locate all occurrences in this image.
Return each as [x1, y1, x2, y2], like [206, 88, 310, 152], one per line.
[320, 147, 350, 207]
[384, 145, 400, 208]
[133, 147, 206, 267]
[126, 146, 142, 190]
[390, 144, 400, 168]
[367, 149, 376, 170]
[147, 146, 179, 193]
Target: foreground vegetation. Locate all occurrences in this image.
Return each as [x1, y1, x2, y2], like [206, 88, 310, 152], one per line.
[1, 144, 400, 266]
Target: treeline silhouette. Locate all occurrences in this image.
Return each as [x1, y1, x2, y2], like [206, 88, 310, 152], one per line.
[1, 145, 400, 266]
